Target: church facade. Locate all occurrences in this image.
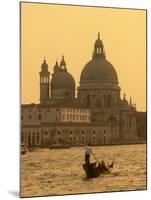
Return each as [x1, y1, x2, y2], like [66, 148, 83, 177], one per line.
[21, 33, 138, 147]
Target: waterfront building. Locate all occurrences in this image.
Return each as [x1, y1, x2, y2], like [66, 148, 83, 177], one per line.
[136, 112, 147, 140]
[21, 33, 143, 147]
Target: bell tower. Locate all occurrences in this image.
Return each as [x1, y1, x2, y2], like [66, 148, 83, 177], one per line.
[39, 58, 50, 104]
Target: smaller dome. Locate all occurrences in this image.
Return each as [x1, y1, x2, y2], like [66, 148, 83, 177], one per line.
[51, 56, 75, 91]
[51, 70, 75, 90]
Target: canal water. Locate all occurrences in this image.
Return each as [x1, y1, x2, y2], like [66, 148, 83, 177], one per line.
[21, 144, 146, 197]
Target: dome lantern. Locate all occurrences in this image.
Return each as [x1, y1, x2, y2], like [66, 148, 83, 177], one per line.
[53, 59, 60, 73]
[92, 32, 106, 59]
[60, 55, 67, 72]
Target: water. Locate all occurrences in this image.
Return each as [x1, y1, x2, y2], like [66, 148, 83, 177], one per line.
[21, 144, 146, 197]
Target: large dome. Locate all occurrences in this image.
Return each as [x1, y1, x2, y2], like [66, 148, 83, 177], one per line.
[51, 70, 75, 90]
[80, 33, 118, 84]
[80, 58, 118, 84]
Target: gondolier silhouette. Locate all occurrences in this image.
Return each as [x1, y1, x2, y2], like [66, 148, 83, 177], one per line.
[84, 143, 93, 164]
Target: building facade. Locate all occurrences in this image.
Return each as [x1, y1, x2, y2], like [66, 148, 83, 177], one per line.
[21, 33, 141, 147]
[136, 112, 147, 140]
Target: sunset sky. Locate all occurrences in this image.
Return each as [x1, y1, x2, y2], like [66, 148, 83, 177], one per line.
[21, 2, 146, 111]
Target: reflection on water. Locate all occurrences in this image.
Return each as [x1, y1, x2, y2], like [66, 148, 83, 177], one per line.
[21, 144, 146, 197]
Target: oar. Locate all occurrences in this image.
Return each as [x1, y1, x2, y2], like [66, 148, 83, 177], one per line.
[108, 157, 115, 172]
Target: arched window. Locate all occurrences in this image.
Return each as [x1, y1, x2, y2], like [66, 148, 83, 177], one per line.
[87, 94, 90, 107]
[65, 91, 69, 96]
[104, 136, 106, 144]
[58, 138, 62, 144]
[38, 114, 41, 120]
[28, 132, 31, 146]
[21, 132, 24, 143]
[32, 132, 35, 146]
[36, 132, 40, 144]
[103, 95, 106, 107]
[107, 94, 111, 107]
[104, 73, 108, 80]
[45, 138, 48, 145]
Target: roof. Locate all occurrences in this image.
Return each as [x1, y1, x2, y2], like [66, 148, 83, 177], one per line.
[51, 70, 75, 90]
[21, 100, 89, 110]
[80, 58, 118, 84]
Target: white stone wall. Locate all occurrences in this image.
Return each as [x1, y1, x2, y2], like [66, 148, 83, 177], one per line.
[60, 108, 91, 123]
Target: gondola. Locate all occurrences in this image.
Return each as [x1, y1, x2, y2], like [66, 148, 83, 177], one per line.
[21, 144, 28, 155]
[83, 159, 114, 178]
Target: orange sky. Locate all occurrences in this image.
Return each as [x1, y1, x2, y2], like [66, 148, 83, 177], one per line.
[21, 2, 146, 111]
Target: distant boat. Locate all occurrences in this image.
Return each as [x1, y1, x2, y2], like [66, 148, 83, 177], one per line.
[21, 144, 28, 155]
[83, 159, 114, 178]
[49, 144, 71, 149]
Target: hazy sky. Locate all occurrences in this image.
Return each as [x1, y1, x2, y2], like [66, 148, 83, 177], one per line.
[21, 2, 146, 111]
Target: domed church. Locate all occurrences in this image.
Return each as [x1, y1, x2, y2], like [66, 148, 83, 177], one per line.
[21, 33, 138, 148]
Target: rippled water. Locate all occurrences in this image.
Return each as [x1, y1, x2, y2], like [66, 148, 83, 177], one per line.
[21, 144, 146, 197]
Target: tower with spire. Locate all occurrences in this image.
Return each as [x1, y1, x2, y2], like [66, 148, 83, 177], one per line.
[39, 58, 50, 104]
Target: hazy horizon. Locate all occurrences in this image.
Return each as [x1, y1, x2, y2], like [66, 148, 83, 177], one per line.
[21, 3, 146, 111]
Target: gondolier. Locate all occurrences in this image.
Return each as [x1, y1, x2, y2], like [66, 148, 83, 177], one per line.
[84, 143, 93, 164]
